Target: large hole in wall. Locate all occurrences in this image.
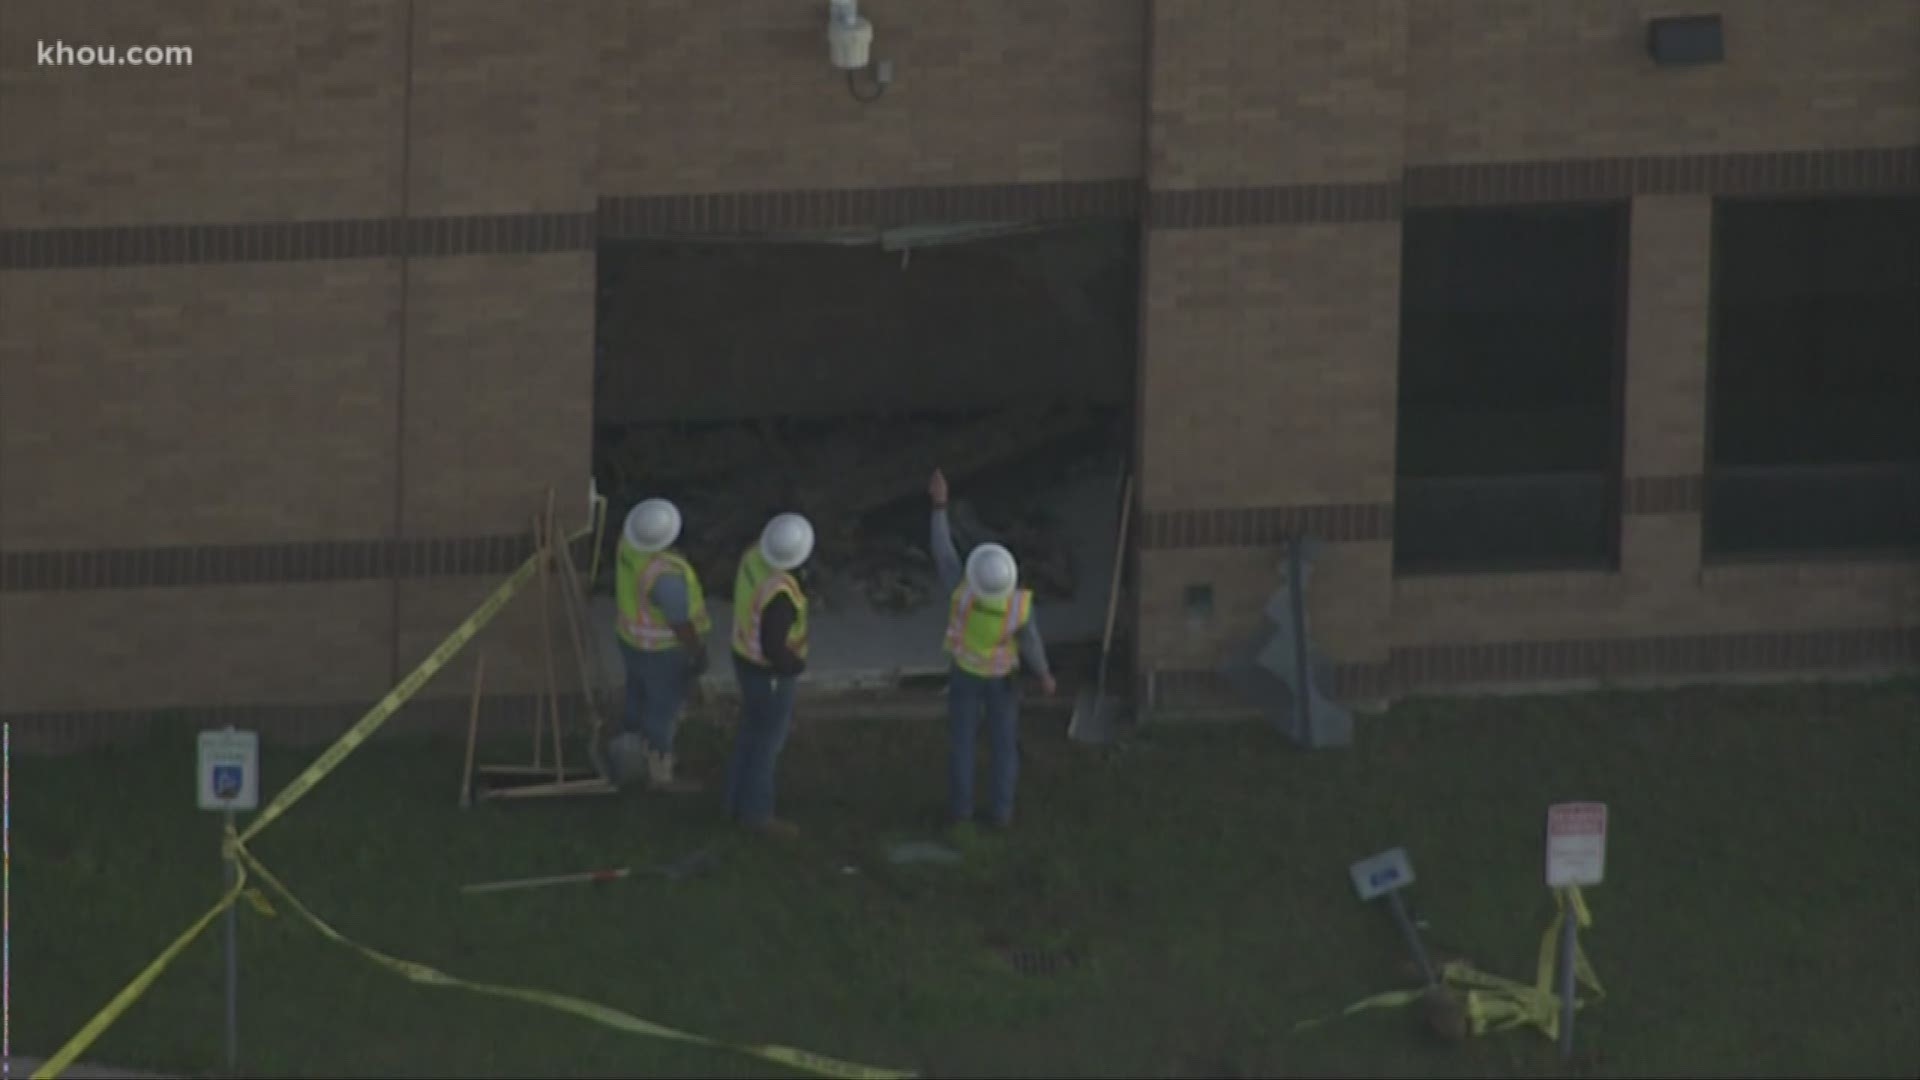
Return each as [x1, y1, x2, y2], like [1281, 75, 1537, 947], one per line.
[590, 220, 1140, 689]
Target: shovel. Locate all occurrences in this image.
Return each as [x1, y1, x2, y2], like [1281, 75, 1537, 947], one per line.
[1069, 471, 1132, 744]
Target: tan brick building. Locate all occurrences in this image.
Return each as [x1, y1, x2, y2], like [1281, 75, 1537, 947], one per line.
[3, 1, 1917, 750]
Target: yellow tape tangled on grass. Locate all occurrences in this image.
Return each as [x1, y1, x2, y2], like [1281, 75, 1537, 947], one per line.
[37, 492, 915, 1079]
[31, 870, 251, 1079]
[1292, 886, 1605, 1043]
[238, 548, 547, 845]
[233, 845, 915, 1080]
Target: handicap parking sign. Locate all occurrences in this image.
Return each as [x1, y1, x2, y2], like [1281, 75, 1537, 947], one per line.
[197, 729, 260, 812]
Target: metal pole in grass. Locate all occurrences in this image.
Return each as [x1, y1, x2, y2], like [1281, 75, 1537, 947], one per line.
[223, 808, 238, 1075]
[1545, 802, 1608, 1064]
[198, 726, 259, 1077]
[1556, 890, 1576, 1061]
[1348, 848, 1436, 986]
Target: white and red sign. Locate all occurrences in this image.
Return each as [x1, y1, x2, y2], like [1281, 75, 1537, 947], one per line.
[1545, 802, 1608, 887]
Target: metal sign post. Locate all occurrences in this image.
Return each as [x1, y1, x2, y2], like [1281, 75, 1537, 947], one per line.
[222, 809, 237, 1072]
[198, 727, 260, 1076]
[1545, 802, 1608, 1061]
[1349, 847, 1436, 987]
[1556, 895, 1576, 1059]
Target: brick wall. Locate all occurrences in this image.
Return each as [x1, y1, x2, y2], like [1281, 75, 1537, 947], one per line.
[1132, 0, 1919, 710]
[3, 0, 1918, 745]
[1621, 196, 1712, 481]
[1134, 0, 1410, 690]
[0, 263, 402, 549]
[1390, 560, 1920, 652]
[400, 254, 595, 536]
[598, 0, 1145, 194]
[0, 582, 393, 714]
[1138, 225, 1402, 509]
[409, 0, 600, 216]
[0, 1, 407, 227]
[0, 0, 601, 731]
[1149, 0, 1409, 187]
[1405, 0, 1920, 164]
[1131, 223, 1403, 676]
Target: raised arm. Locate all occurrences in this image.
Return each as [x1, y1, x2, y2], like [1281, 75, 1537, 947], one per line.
[928, 468, 963, 591]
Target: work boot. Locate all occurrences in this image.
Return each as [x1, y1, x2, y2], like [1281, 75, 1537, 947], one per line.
[607, 732, 648, 788]
[644, 748, 703, 794]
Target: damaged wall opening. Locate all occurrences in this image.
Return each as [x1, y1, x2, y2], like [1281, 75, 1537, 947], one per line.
[591, 220, 1141, 690]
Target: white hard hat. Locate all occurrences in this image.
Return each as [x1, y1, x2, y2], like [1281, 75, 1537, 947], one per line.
[965, 543, 1018, 600]
[759, 512, 815, 571]
[623, 498, 682, 553]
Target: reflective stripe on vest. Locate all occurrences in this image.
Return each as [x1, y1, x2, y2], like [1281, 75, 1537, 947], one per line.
[943, 585, 1032, 677]
[730, 547, 809, 665]
[615, 547, 710, 651]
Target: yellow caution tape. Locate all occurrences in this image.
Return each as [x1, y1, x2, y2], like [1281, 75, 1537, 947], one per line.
[240, 534, 562, 842]
[31, 829, 253, 1080]
[1293, 886, 1604, 1043]
[39, 498, 609, 1079]
[49, 489, 893, 1079]
[233, 842, 917, 1079]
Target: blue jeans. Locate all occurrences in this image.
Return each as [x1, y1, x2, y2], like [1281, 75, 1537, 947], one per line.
[948, 667, 1019, 825]
[619, 641, 691, 755]
[725, 655, 797, 826]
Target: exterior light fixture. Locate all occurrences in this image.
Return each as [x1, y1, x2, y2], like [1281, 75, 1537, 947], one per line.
[828, 0, 893, 102]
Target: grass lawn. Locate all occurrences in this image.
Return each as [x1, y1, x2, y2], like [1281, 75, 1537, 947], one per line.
[20, 679, 1920, 1078]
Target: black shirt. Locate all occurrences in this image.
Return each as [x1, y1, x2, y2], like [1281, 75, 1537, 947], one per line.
[756, 593, 807, 677]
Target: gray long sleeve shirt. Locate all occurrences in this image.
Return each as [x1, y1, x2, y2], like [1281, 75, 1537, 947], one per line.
[648, 569, 691, 626]
[643, 567, 710, 671]
[931, 508, 1051, 679]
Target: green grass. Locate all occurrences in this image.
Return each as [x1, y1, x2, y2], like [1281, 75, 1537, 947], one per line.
[20, 680, 1920, 1077]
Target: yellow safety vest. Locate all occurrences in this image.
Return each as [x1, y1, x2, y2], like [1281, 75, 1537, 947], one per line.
[943, 585, 1033, 678]
[731, 546, 809, 666]
[614, 545, 710, 651]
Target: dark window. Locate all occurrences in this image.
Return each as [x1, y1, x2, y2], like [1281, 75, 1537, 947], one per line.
[1706, 196, 1920, 559]
[1394, 204, 1629, 574]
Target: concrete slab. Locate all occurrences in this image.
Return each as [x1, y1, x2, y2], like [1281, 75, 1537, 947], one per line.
[588, 461, 1125, 694]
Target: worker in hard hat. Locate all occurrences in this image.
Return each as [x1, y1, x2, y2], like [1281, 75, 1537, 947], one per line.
[928, 468, 1055, 830]
[598, 497, 710, 793]
[723, 511, 815, 837]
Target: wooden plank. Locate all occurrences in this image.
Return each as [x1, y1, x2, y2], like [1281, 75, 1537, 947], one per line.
[478, 779, 618, 801]
[538, 493, 566, 780]
[555, 540, 611, 736]
[462, 867, 631, 894]
[476, 765, 601, 779]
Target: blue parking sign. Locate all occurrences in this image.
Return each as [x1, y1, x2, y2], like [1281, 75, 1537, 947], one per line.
[198, 728, 260, 812]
